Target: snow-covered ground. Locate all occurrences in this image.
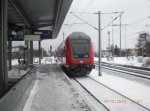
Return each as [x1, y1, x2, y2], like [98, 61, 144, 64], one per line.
[12, 56, 150, 68]
[10, 56, 150, 110]
[8, 69, 27, 78]
[12, 59, 19, 65]
[89, 70, 150, 110]
[92, 57, 150, 110]
[8, 57, 56, 78]
[10, 56, 149, 78]
[95, 57, 150, 68]
[9, 59, 26, 78]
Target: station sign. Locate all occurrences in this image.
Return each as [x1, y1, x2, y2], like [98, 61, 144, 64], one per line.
[34, 30, 52, 40]
[24, 35, 41, 41]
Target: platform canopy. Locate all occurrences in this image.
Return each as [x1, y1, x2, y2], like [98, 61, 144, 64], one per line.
[8, 0, 72, 39]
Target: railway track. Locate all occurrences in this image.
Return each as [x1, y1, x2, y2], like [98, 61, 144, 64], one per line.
[73, 76, 150, 111]
[95, 62, 150, 80]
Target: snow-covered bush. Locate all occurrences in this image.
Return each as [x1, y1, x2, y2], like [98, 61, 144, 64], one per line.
[137, 56, 143, 63]
[143, 57, 150, 67]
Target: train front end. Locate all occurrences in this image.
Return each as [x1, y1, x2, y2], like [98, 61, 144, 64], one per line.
[65, 32, 95, 75]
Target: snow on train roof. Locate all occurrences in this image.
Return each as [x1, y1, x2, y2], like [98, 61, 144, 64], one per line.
[68, 32, 90, 39]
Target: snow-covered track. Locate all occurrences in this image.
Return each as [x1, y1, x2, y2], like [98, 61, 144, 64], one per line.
[101, 62, 150, 71]
[95, 62, 150, 80]
[73, 76, 150, 111]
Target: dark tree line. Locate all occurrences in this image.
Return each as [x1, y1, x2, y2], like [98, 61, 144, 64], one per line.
[136, 32, 150, 56]
[109, 45, 131, 57]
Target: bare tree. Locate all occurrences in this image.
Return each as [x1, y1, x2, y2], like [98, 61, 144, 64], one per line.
[136, 32, 150, 56]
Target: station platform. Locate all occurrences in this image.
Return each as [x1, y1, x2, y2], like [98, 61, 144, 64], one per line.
[23, 64, 94, 111]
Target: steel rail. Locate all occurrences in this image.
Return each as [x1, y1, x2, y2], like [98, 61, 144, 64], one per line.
[72, 77, 110, 111]
[86, 76, 150, 111]
[72, 76, 150, 111]
[95, 62, 150, 80]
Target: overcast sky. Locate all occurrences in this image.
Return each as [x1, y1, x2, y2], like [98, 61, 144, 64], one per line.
[14, 0, 150, 51]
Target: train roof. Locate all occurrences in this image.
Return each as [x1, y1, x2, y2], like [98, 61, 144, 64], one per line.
[68, 32, 90, 39]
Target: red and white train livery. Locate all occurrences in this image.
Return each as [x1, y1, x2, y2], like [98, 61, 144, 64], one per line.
[55, 32, 95, 75]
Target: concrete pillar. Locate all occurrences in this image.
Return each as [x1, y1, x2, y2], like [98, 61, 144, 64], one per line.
[25, 41, 29, 69]
[0, 0, 8, 95]
[39, 41, 41, 65]
[30, 41, 33, 64]
[8, 41, 12, 70]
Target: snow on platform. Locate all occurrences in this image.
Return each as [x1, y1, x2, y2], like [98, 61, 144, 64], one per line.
[33, 57, 55, 64]
[8, 57, 55, 79]
[8, 69, 26, 79]
[23, 64, 94, 111]
[89, 69, 150, 110]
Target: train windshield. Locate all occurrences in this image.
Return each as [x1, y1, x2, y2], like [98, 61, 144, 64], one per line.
[71, 39, 90, 58]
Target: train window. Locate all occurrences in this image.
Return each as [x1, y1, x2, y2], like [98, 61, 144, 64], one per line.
[71, 39, 90, 58]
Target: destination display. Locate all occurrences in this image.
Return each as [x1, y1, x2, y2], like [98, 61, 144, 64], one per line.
[8, 31, 24, 41]
[34, 30, 52, 40]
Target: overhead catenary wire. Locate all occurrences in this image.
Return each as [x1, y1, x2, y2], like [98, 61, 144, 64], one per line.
[124, 0, 149, 13]
[63, 0, 81, 32]
[123, 3, 150, 22]
[108, 1, 150, 33]
[101, 13, 123, 31]
[102, 7, 150, 35]
[70, 0, 94, 24]
[63, 0, 94, 35]
[66, 0, 80, 20]
[119, 0, 150, 25]
[66, 1, 150, 37]
[70, 12, 98, 30]
[127, 17, 149, 26]
[70, 12, 126, 33]
[108, 16, 150, 34]
[69, 12, 149, 40]
[79, 0, 94, 15]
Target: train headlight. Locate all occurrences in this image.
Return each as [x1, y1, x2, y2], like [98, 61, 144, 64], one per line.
[84, 55, 88, 57]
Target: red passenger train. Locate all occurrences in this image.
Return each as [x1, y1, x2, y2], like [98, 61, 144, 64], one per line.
[55, 32, 95, 75]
